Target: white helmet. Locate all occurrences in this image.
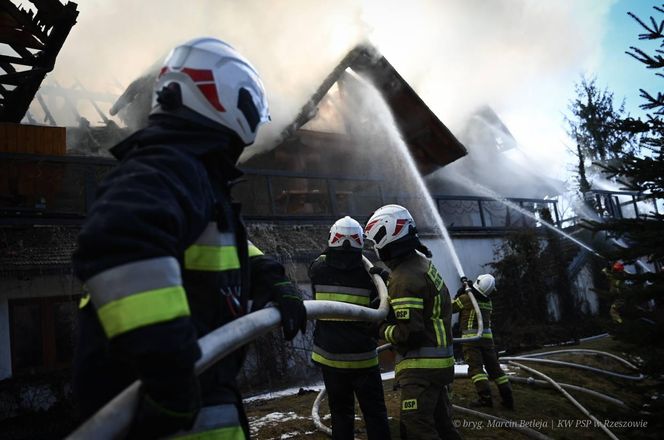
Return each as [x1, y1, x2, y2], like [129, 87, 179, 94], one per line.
[364, 205, 416, 251]
[151, 37, 270, 145]
[473, 274, 496, 297]
[328, 216, 364, 249]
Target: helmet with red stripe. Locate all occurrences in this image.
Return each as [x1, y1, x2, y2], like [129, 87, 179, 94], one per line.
[328, 216, 364, 250]
[364, 205, 416, 254]
[151, 37, 270, 145]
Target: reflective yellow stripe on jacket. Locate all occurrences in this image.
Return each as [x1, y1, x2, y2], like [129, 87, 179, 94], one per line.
[432, 293, 447, 347]
[86, 256, 190, 339]
[248, 240, 263, 257]
[394, 346, 455, 375]
[462, 329, 493, 339]
[311, 345, 379, 369]
[390, 296, 424, 310]
[185, 222, 240, 271]
[315, 284, 372, 306]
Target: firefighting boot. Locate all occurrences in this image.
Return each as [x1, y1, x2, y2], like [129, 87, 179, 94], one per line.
[498, 383, 514, 410]
[469, 391, 493, 408]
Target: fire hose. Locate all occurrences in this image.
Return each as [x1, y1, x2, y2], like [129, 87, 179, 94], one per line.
[311, 342, 553, 440]
[67, 256, 390, 440]
[312, 345, 642, 439]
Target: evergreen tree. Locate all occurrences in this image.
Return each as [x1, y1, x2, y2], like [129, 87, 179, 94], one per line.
[586, 5, 664, 372]
[566, 76, 637, 197]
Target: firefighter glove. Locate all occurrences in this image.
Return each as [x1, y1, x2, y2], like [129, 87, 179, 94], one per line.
[276, 283, 307, 340]
[369, 266, 390, 283]
[128, 371, 200, 439]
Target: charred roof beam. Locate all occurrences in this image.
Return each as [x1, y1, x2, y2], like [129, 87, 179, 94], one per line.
[0, 0, 79, 123]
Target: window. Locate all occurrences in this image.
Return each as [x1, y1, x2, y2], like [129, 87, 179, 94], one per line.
[232, 174, 271, 216]
[270, 177, 331, 215]
[9, 296, 79, 375]
[333, 180, 382, 218]
[438, 199, 483, 228]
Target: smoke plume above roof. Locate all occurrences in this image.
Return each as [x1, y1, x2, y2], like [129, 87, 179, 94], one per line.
[47, 0, 614, 172]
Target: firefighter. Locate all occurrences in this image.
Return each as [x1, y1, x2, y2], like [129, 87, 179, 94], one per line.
[310, 216, 390, 440]
[453, 274, 513, 409]
[72, 38, 307, 439]
[604, 261, 626, 324]
[365, 205, 461, 440]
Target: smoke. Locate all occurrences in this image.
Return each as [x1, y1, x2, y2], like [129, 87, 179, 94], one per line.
[38, 0, 614, 165]
[44, 0, 365, 147]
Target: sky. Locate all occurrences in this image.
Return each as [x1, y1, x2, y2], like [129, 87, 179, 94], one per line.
[15, 0, 663, 184]
[600, 0, 661, 118]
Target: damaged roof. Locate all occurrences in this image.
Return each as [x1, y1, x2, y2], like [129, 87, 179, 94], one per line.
[278, 45, 467, 175]
[0, 0, 79, 123]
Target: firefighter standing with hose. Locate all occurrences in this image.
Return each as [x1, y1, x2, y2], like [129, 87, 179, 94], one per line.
[309, 216, 391, 440]
[72, 38, 307, 439]
[453, 274, 514, 409]
[365, 205, 461, 440]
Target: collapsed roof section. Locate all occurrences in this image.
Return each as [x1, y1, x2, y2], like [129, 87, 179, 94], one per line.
[278, 45, 467, 175]
[0, 0, 79, 122]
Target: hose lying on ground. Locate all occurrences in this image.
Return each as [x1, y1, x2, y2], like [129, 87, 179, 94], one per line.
[311, 384, 555, 440]
[453, 404, 553, 440]
[519, 349, 641, 371]
[507, 376, 627, 409]
[313, 345, 641, 439]
[499, 355, 645, 381]
[508, 361, 621, 440]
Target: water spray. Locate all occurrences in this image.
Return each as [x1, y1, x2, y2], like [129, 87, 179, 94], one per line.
[355, 76, 466, 278]
[453, 174, 605, 259]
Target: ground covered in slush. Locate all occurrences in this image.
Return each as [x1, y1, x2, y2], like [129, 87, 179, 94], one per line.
[244, 337, 664, 440]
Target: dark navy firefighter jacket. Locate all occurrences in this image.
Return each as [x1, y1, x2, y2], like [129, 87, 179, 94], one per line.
[72, 119, 298, 420]
[309, 250, 380, 370]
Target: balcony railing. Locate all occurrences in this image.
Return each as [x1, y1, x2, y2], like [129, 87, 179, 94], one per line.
[0, 152, 561, 232]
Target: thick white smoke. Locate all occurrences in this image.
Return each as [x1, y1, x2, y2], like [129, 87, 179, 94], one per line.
[38, 0, 614, 170]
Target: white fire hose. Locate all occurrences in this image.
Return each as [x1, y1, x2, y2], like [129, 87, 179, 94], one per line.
[67, 256, 389, 440]
[312, 344, 553, 440]
[311, 283, 487, 437]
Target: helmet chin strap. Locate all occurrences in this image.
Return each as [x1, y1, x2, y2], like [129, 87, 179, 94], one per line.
[377, 233, 429, 261]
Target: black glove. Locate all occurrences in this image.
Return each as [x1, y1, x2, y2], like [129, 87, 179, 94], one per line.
[277, 286, 307, 341]
[128, 372, 200, 439]
[369, 266, 390, 283]
[460, 276, 468, 285]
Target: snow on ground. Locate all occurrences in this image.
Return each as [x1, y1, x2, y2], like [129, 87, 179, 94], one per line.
[245, 364, 479, 405]
[248, 411, 309, 435]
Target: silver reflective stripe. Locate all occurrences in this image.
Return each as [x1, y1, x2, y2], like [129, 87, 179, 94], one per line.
[86, 256, 181, 308]
[312, 345, 377, 361]
[193, 222, 235, 246]
[314, 285, 371, 297]
[187, 403, 241, 432]
[396, 345, 454, 362]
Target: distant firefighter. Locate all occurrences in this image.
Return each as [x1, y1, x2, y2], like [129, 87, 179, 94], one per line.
[454, 274, 514, 409]
[365, 205, 461, 440]
[604, 261, 626, 324]
[72, 37, 306, 439]
[309, 216, 390, 439]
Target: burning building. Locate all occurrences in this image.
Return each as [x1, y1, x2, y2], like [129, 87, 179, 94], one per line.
[0, 19, 613, 420]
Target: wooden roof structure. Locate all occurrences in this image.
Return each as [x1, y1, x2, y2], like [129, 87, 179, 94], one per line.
[0, 0, 78, 123]
[278, 45, 467, 175]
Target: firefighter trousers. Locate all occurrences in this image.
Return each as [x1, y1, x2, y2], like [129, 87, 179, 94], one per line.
[321, 365, 390, 440]
[463, 342, 511, 402]
[398, 376, 462, 440]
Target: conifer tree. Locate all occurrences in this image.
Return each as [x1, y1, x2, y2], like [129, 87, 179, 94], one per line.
[586, 5, 664, 372]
